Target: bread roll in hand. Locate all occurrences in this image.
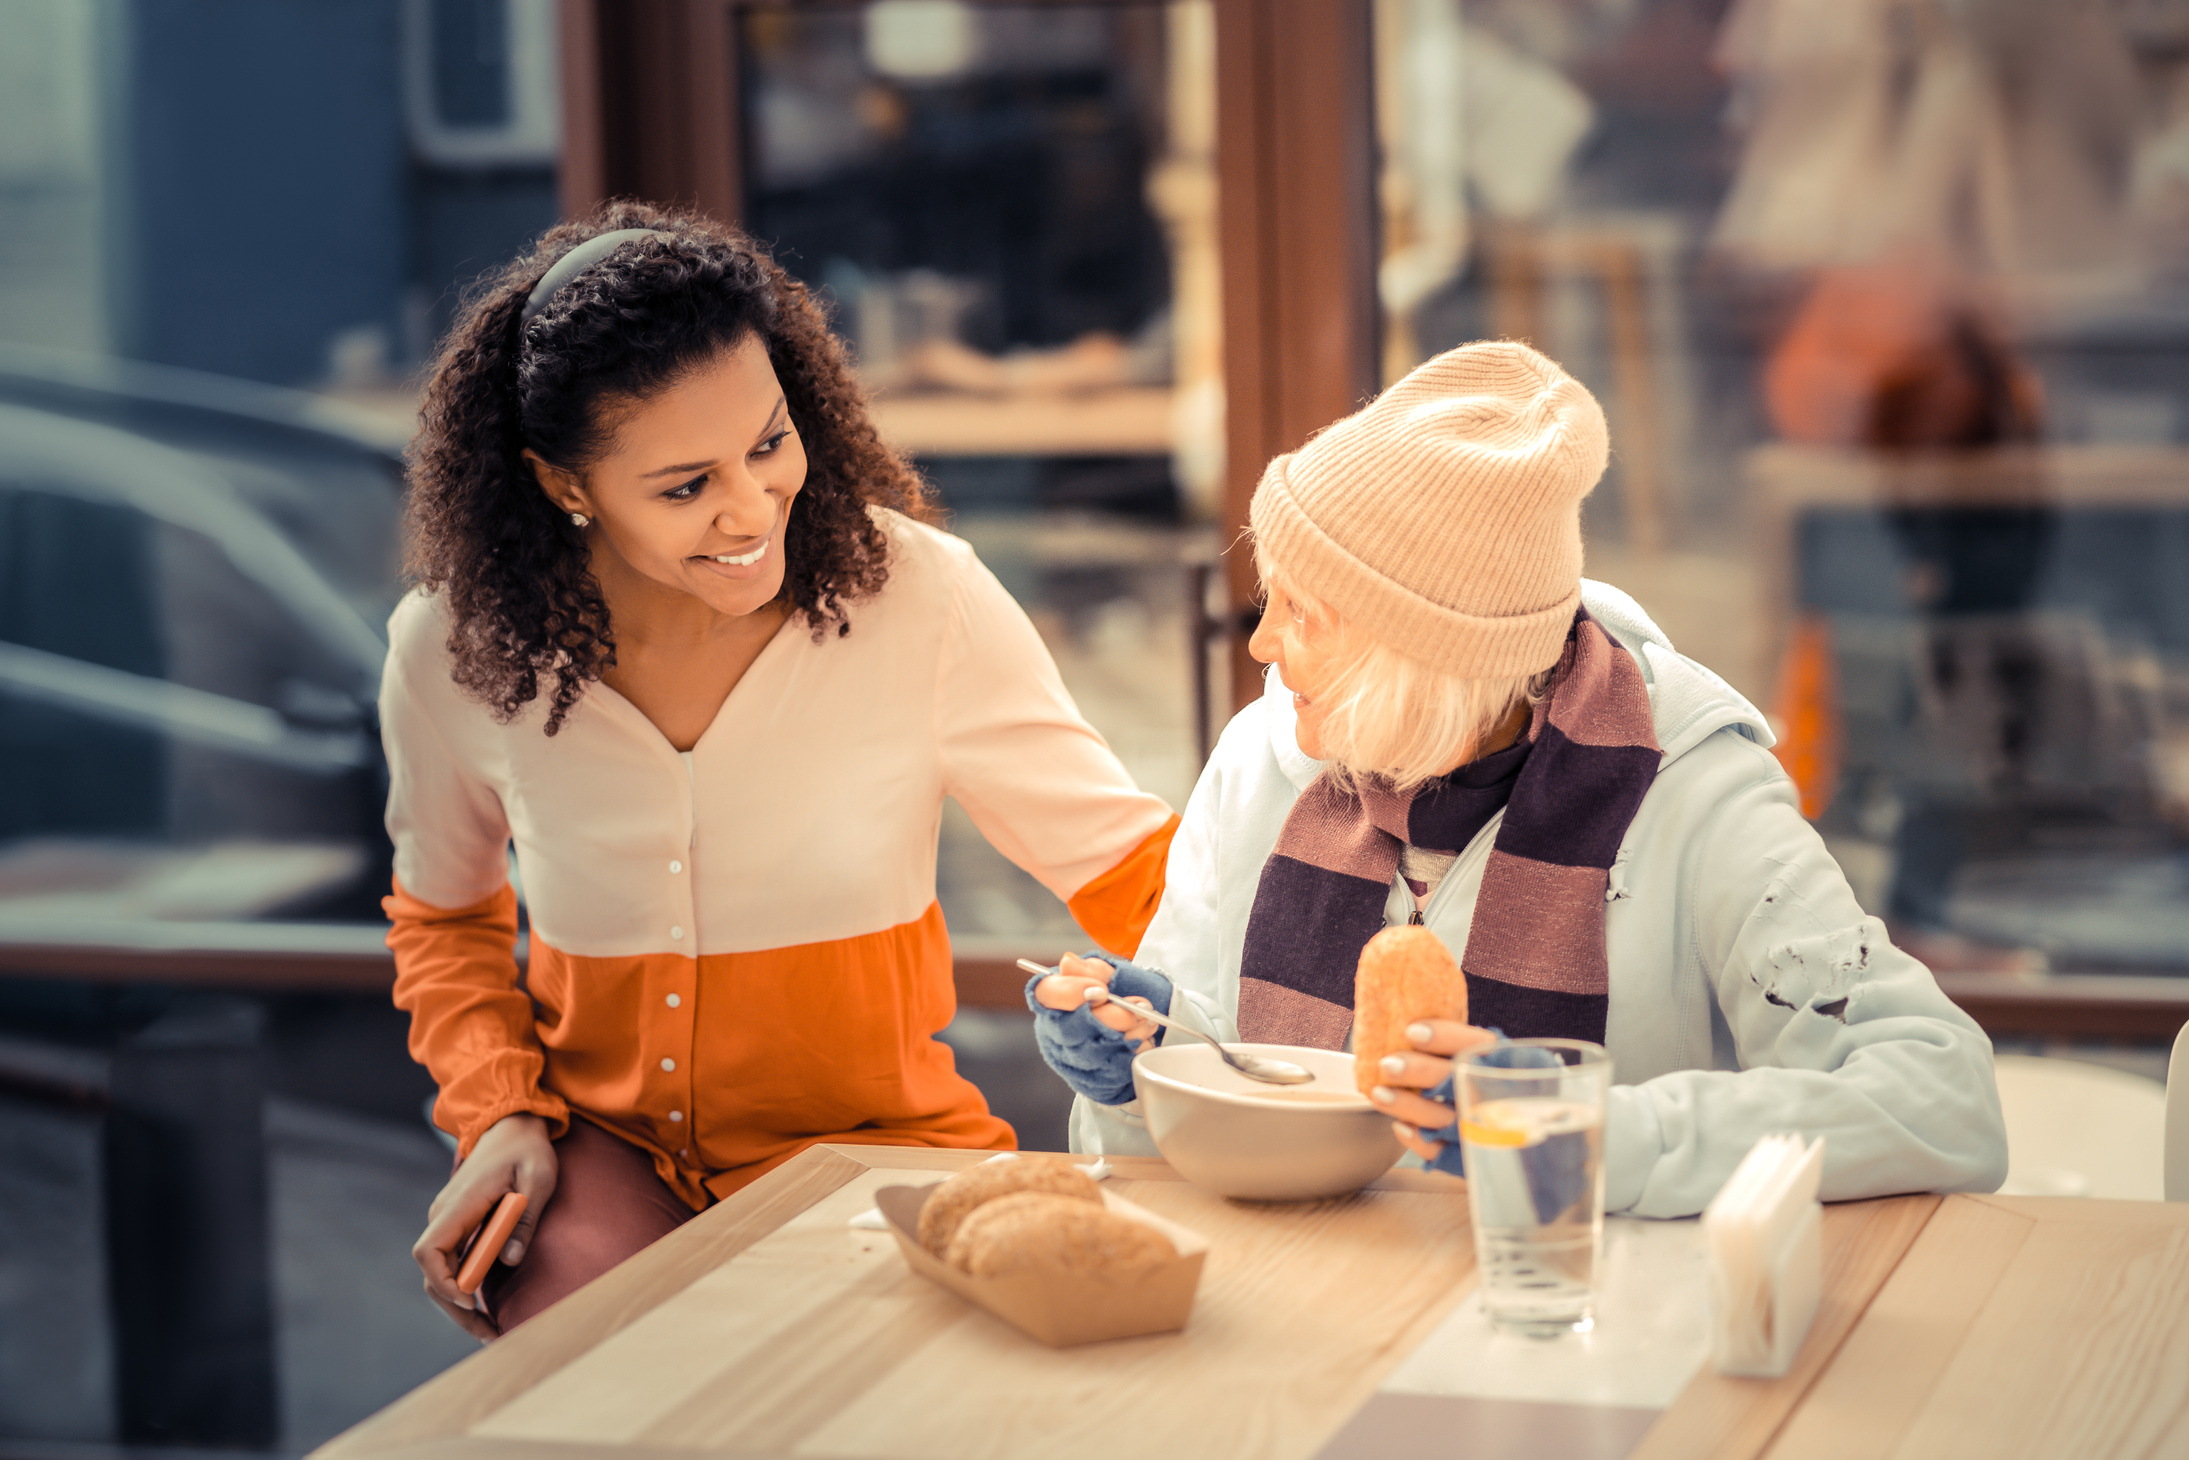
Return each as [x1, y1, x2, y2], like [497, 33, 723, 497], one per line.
[1352, 925, 1468, 1098]
[915, 1155, 1103, 1257]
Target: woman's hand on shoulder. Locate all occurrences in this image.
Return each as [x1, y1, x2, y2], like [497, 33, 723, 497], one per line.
[1034, 952, 1159, 1048]
[413, 1112, 559, 1341]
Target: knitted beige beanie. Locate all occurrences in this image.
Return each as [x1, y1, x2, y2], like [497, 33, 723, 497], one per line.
[1249, 339, 1609, 678]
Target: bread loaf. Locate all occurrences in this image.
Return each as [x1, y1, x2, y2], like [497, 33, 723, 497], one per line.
[1351, 925, 1468, 1097]
[915, 1156, 1103, 1257]
[944, 1191, 1177, 1280]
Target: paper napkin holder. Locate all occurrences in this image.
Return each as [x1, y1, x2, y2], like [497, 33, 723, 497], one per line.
[1710, 1200, 1821, 1378]
[1705, 1135, 1825, 1379]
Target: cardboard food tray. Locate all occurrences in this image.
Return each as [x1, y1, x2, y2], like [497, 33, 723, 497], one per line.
[875, 1181, 1209, 1347]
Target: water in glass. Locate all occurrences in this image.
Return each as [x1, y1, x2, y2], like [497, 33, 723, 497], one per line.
[1456, 1040, 1610, 1337]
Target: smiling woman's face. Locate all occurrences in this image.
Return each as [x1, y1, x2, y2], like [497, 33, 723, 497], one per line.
[527, 333, 807, 620]
[1247, 570, 1348, 761]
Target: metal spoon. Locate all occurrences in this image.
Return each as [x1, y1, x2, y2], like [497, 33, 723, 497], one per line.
[1016, 959, 1316, 1086]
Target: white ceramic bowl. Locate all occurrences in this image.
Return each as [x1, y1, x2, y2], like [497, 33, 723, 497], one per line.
[1132, 1041, 1402, 1201]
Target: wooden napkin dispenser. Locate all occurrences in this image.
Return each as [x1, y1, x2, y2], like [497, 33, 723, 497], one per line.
[874, 1182, 1208, 1347]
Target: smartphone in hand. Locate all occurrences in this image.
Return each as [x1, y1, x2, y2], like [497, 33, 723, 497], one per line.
[455, 1190, 529, 1296]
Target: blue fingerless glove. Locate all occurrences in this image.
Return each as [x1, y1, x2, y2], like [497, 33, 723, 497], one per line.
[1420, 1068, 1467, 1178]
[1025, 953, 1175, 1107]
[1414, 1034, 1563, 1179]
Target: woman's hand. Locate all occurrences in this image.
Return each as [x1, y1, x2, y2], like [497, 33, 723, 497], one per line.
[1366, 1019, 1498, 1161]
[1033, 952, 1160, 1048]
[412, 1112, 559, 1341]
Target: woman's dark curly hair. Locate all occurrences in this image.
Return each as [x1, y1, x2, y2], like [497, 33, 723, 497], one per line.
[407, 202, 932, 734]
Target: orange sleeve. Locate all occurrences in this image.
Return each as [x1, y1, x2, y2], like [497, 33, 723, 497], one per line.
[385, 877, 569, 1157]
[1065, 814, 1180, 959]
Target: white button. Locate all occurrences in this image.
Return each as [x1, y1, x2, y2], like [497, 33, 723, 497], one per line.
[669, 860, 682, 874]
[668, 1110, 683, 1122]
[670, 926, 684, 940]
[666, 993, 681, 1008]
[660, 1056, 676, 1072]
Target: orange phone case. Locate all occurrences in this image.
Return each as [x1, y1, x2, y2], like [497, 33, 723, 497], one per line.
[456, 1191, 528, 1296]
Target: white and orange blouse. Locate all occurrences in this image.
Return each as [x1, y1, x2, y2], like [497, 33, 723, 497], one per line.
[380, 509, 1177, 1206]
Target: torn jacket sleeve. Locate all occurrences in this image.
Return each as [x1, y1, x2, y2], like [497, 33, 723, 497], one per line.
[1604, 771, 2008, 1218]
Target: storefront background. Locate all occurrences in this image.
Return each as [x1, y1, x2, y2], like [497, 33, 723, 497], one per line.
[3, 0, 2189, 1449]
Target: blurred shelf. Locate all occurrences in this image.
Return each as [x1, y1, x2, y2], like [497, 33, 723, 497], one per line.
[1936, 970, 2189, 1042]
[0, 919, 406, 992]
[311, 380, 1187, 461]
[0, 922, 1041, 1011]
[1747, 442, 2189, 647]
[311, 382, 1184, 460]
[868, 386, 1174, 457]
[7, 930, 2180, 1039]
[1748, 442, 2189, 511]
[950, 951, 1044, 1013]
[950, 515, 1218, 566]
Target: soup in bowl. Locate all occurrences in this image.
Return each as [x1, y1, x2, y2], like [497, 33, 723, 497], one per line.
[1131, 1041, 1403, 1200]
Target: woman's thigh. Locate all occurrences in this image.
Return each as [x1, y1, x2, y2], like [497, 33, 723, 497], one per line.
[482, 1118, 694, 1333]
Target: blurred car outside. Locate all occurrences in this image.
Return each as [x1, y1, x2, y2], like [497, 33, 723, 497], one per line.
[0, 345, 408, 954]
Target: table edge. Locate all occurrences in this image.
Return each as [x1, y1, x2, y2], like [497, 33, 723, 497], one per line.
[1624, 1192, 1943, 1460]
[310, 1144, 875, 1458]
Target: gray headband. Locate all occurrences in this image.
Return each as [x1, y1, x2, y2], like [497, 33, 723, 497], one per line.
[519, 228, 669, 327]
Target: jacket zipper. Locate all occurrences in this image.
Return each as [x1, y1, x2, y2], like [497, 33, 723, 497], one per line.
[1399, 809, 1504, 932]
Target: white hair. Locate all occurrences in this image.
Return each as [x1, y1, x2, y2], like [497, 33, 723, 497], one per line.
[1258, 545, 1552, 793]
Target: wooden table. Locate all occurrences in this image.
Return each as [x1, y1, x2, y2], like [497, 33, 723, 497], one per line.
[314, 1148, 2189, 1460]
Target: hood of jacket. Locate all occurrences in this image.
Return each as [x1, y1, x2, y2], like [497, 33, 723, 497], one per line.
[1262, 578, 1774, 792]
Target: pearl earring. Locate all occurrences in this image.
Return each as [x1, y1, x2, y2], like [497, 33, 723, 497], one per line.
[569, 512, 590, 528]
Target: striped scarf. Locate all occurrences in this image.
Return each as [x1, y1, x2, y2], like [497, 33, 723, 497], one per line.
[1236, 609, 1659, 1049]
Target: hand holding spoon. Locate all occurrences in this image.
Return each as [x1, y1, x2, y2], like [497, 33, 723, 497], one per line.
[1017, 959, 1315, 1086]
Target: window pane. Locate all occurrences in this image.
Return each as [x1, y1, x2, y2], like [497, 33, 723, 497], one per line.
[0, 0, 545, 935]
[742, 1, 1223, 944]
[1376, 0, 2189, 972]
[0, 469, 388, 924]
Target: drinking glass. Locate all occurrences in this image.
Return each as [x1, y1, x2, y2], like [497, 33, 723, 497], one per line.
[1455, 1038, 1612, 1337]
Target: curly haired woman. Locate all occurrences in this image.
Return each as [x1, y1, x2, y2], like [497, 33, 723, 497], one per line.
[388, 205, 1176, 1337]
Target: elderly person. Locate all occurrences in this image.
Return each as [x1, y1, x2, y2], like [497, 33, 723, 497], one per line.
[1029, 341, 2005, 1218]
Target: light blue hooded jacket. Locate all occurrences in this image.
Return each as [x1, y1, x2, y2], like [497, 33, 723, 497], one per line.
[1069, 582, 2009, 1218]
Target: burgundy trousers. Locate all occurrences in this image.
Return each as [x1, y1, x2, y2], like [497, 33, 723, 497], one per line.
[478, 1119, 696, 1333]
